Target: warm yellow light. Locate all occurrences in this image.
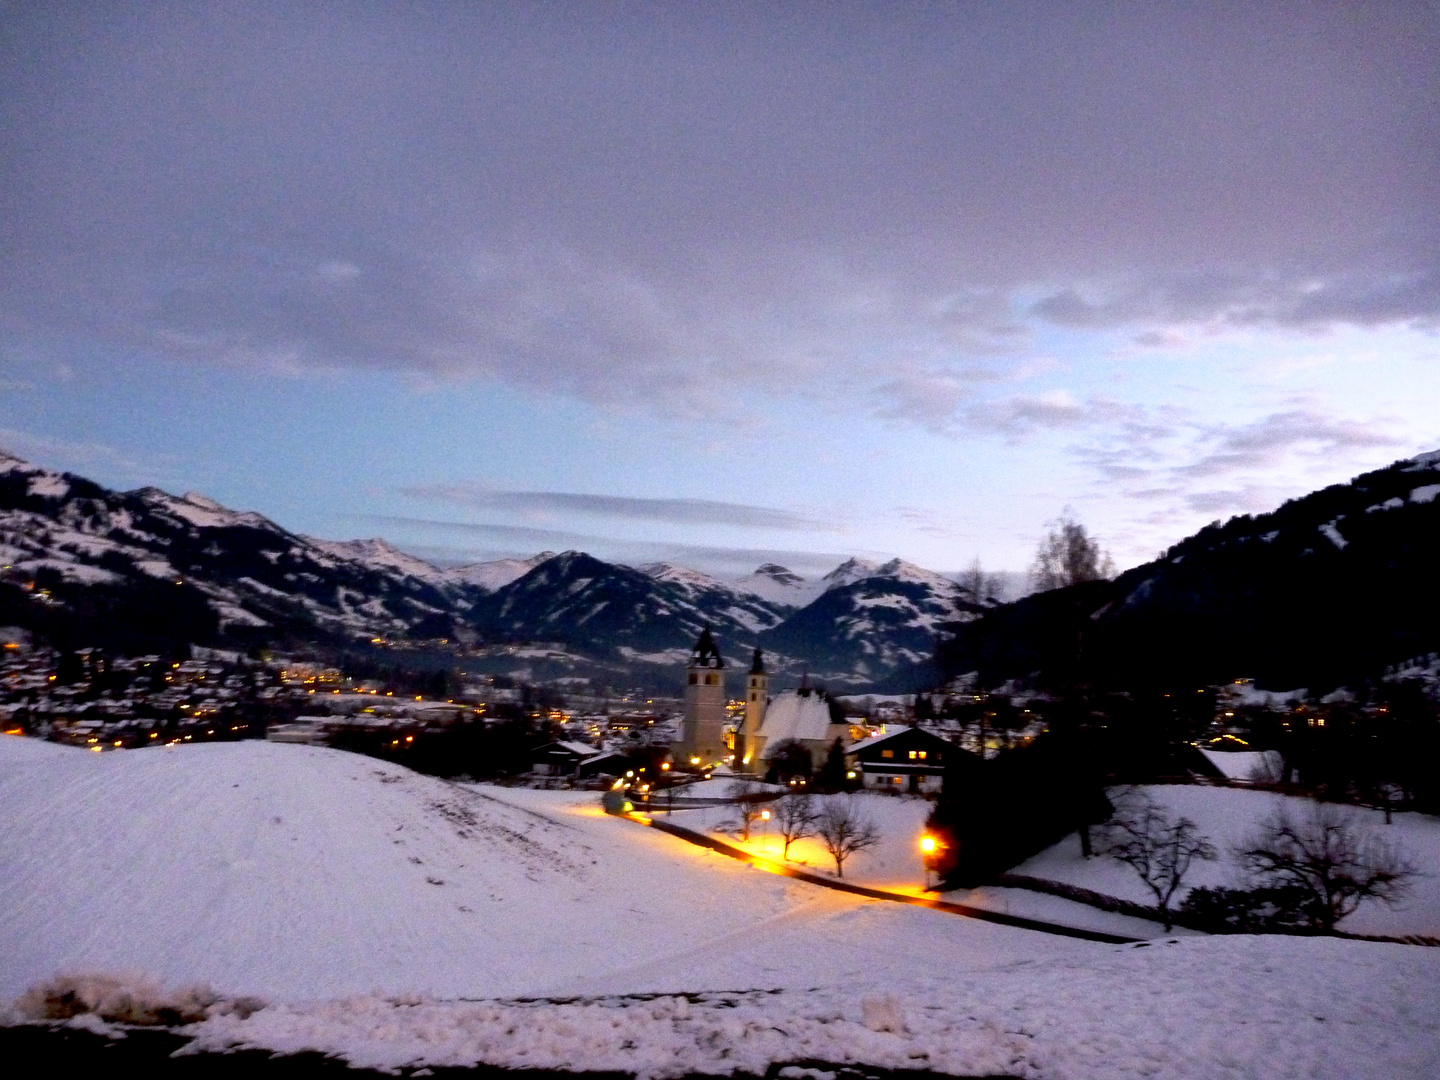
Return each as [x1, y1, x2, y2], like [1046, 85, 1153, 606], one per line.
[760, 809, 770, 821]
[689, 756, 700, 765]
[920, 835, 938, 854]
[90, 745, 102, 752]
[660, 762, 670, 771]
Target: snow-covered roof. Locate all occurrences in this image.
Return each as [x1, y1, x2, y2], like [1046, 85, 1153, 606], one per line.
[547, 739, 599, 757]
[758, 690, 836, 743]
[843, 725, 947, 754]
[1198, 748, 1283, 783]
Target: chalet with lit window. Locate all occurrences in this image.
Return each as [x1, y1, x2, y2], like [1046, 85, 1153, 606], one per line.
[845, 725, 974, 794]
[530, 739, 602, 777]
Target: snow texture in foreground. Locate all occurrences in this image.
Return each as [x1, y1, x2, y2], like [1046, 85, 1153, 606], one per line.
[179, 935, 1440, 1079]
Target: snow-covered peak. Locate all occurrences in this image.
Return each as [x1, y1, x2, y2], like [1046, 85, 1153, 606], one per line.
[0, 448, 42, 475]
[130, 487, 278, 531]
[731, 563, 818, 606]
[1403, 448, 1440, 472]
[638, 562, 732, 593]
[446, 551, 556, 591]
[306, 537, 447, 584]
[820, 558, 883, 591]
[871, 557, 965, 594]
[0, 449, 70, 498]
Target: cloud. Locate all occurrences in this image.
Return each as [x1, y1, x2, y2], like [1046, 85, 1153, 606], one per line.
[1031, 268, 1440, 335]
[1176, 411, 1403, 479]
[399, 484, 831, 531]
[358, 515, 854, 578]
[2, 3, 1436, 430]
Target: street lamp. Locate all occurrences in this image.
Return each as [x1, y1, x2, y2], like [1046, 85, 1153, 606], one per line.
[919, 833, 945, 892]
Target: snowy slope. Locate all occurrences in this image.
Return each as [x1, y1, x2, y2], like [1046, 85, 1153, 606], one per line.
[0, 736, 818, 1000]
[5, 736, 1439, 1080]
[1015, 784, 1440, 938]
[447, 551, 557, 591]
[941, 448, 1440, 689]
[0, 451, 483, 649]
[730, 562, 817, 606]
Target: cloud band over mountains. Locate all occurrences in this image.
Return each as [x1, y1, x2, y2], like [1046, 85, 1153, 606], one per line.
[401, 485, 829, 532]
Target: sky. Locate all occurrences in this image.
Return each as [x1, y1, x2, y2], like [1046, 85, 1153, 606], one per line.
[2, 1, 1437, 581]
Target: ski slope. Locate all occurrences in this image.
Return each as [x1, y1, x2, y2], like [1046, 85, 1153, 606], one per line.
[4, 735, 1439, 1079]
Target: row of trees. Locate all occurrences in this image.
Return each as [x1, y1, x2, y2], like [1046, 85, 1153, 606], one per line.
[1102, 790, 1418, 933]
[727, 782, 880, 878]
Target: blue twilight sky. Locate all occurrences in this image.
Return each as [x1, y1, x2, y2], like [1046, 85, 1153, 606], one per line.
[2, 2, 1438, 580]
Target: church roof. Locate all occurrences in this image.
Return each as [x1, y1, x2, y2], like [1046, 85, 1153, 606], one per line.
[758, 689, 838, 744]
[749, 648, 766, 675]
[689, 628, 724, 669]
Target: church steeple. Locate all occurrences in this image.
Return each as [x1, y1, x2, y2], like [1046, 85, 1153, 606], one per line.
[738, 647, 768, 773]
[676, 628, 727, 768]
[689, 627, 724, 669]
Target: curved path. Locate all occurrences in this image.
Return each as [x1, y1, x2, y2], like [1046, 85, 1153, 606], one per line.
[618, 808, 1145, 944]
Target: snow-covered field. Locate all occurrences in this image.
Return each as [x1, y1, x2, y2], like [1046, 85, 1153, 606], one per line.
[1015, 783, 1440, 938]
[4, 735, 1439, 1078]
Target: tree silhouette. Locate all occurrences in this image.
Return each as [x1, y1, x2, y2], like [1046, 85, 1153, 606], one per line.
[1029, 510, 1115, 593]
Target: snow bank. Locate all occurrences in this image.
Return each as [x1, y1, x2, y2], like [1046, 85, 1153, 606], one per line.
[180, 936, 1440, 1080]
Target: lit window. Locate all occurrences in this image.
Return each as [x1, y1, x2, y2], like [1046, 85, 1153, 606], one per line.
[706, 674, 718, 685]
[881, 749, 894, 759]
[917, 750, 927, 760]
[908, 750, 917, 759]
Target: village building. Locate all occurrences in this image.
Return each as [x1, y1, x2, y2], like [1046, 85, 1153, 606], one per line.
[846, 725, 973, 794]
[672, 629, 728, 768]
[734, 648, 853, 773]
[530, 739, 603, 777]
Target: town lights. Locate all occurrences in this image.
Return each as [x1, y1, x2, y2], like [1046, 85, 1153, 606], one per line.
[760, 809, 771, 821]
[919, 835, 937, 854]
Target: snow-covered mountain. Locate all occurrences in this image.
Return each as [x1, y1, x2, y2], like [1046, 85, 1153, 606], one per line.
[447, 552, 557, 591]
[477, 552, 789, 662]
[0, 451, 482, 652]
[730, 563, 820, 606]
[759, 560, 982, 682]
[0, 449, 978, 684]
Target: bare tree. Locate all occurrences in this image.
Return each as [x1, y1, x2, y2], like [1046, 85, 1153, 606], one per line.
[726, 778, 766, 842]
[1030, 510, 1116, 593]
[1235, 803, 1419, 931]
[961, 557, 1004, 604]
[774, 791, 818, 859]
[1104, 791, 1218, 930]
[816, 796, 881, 878]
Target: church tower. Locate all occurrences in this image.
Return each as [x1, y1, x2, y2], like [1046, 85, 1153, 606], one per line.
[675, 628, 727, 768]
[737, 647, 768, 772]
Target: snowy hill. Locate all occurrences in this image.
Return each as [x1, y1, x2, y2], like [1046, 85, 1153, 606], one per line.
[4, 734, 1438, 1079]
[939, 449, 1440, 690]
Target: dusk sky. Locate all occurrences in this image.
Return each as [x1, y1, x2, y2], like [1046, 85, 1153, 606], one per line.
[2, 2, 1437, 579]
